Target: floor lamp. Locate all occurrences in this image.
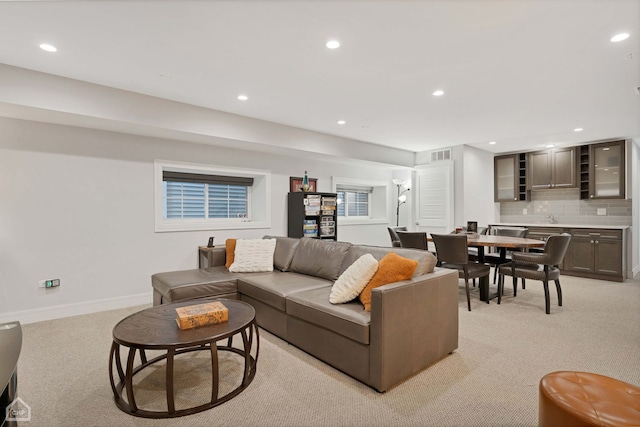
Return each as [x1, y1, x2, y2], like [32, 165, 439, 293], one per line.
[392, 179, 411, 227]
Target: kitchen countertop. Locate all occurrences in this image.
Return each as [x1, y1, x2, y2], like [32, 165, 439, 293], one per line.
[491, 223, 630, 230]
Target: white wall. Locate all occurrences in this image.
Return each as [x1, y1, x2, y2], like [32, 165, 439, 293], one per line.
[461, 146, 496, 230]
[0, 118, 394, 323]
[450, 145, 495, 230]
[632, 137, 640, 278]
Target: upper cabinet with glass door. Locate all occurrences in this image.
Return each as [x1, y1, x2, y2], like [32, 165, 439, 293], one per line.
[582, 140, 625, 199]
[494, 154, 528, 202]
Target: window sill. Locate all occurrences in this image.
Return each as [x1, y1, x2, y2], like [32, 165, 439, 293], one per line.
[155, 220, 271, 233]
[337, 218, 389, 226]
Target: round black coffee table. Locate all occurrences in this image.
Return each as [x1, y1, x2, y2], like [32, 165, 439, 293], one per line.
[109, 298, 258, 418]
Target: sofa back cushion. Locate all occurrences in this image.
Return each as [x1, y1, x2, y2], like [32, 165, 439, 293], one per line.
[229, 238, 277, 272]
[263, 235, 301, 272]
[288, 238, 352, 281]
[340, 245, 436, 277]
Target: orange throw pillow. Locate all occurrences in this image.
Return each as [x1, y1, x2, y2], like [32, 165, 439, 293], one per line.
[359, 252, 418, 311]
[225, 239, 237, 269]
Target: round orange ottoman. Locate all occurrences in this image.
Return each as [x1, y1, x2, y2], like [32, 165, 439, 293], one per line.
[539, 371, 640, 427]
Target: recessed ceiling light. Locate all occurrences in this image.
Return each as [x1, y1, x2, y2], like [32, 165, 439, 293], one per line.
[610, 33, 630, 42]
[432, 90, 444, 96]
[573, 128, 583, 132]
[489, 141, 497, 145]
[337, 120, 346, 125]
[546, 144, 555, 148]
[237, 95, 248, 101]
[326, 40, 340, 49]
[39, 43, 57, 52]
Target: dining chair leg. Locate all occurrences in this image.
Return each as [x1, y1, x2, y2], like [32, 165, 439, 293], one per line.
[464, 278, 471, 311]
[513, 277, 517, 297]
[497, 274, 503, 304]
[493, 267, 497, 284]
[522, 279, 526, 290]
[543, 280, 551, 314]
[473, 278, 476, 287]
[554, 279, 562, 307]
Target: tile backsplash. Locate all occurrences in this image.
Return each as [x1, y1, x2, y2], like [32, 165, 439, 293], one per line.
[499, 188, 632, 226]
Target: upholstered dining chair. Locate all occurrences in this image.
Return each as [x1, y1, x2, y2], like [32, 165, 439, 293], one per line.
[484, 227, 528, 284]
[497, 233, 571, 314]
[387, 226, 406, 248]
[431, 233, 491, 311]
[396, 231, 428, 250]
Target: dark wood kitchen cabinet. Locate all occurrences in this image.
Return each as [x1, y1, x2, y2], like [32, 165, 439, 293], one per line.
[563, 228, 624, 281]
[494, 153, 528, 202]
[528, 147, 576, 190]
[580, 140, 625, 200]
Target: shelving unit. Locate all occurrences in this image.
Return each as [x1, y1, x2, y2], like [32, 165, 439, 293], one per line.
[517, 153, 529, 201]
[579, 145, 590, 200]
[287, 192, 338, 240]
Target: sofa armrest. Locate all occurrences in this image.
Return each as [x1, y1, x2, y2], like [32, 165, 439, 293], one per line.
[369, 268, 459, 392]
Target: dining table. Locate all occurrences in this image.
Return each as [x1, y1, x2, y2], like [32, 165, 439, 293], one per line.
[430, 234, 545, 302]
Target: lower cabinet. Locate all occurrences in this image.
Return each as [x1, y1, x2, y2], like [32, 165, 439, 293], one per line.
[490, 224, 626, 282]
[563, 229, 624, 281]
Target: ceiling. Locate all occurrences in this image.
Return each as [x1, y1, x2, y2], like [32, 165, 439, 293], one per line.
[0, 0, 638, 157]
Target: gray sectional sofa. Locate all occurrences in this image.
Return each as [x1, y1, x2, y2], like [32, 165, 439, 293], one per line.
[152, 236, 459, 392]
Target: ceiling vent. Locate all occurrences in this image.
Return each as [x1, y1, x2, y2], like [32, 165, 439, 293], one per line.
[430, 149, 452, 163]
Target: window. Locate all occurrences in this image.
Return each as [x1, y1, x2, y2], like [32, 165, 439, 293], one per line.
[155, 161, 270, 232]
[163, 171, 251, 219]
[332, 177, 388, 225]
[337, 189, 370, 218]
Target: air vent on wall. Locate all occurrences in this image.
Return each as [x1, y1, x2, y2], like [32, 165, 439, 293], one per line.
[430, 149, 451, 163]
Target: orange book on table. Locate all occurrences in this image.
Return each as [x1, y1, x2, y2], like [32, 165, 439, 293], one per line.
[175, 301, 229, 330]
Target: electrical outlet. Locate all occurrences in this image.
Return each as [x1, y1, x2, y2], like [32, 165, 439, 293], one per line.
[597, 208, 607, 216]
[523, 208, 528, 215]
[38, 279, 60, 288]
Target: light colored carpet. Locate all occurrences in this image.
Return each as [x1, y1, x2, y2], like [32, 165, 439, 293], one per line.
[15, 273, 640, 426]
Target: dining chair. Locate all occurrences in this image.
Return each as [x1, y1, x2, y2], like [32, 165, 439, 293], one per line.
[484, 227, 528, 284]
[387, 226, 406, 248]
[396, 231, 428, 250]
[497, 233, 571, 314]
[431, 234, 491, 311]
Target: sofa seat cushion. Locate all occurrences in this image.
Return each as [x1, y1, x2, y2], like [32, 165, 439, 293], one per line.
[238, 271, 332, 312]
[286, 287, 370, 345]
[152, 267, 242, 303]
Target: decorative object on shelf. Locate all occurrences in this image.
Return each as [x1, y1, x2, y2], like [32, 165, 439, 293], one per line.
[290, 175, 317, 192]
[392, 179, 411, 227]
[467, 221, 478, 233]
[207, 236, 215, 247]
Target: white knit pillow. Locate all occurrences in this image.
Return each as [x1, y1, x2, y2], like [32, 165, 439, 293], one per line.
[329, 254, 379, 304]
[229, 238, 277, 273]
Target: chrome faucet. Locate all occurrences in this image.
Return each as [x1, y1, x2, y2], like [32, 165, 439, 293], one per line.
[547, 214, 555, 224]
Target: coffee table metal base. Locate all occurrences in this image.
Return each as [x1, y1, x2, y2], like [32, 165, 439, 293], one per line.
[109, 321, 258, 419]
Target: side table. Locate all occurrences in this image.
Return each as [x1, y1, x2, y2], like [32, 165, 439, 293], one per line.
[109, 298, 259, 418]
[198, 246, 219, 268]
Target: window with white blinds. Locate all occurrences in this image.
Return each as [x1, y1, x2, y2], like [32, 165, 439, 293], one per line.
[155, 161, 271, 232]
[336, 189, 370, 217]
[162, 171, 251, 219]
[332, 177, 388, 225]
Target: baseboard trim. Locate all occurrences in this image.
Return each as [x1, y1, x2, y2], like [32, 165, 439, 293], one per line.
[0, 292, 152, 325]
